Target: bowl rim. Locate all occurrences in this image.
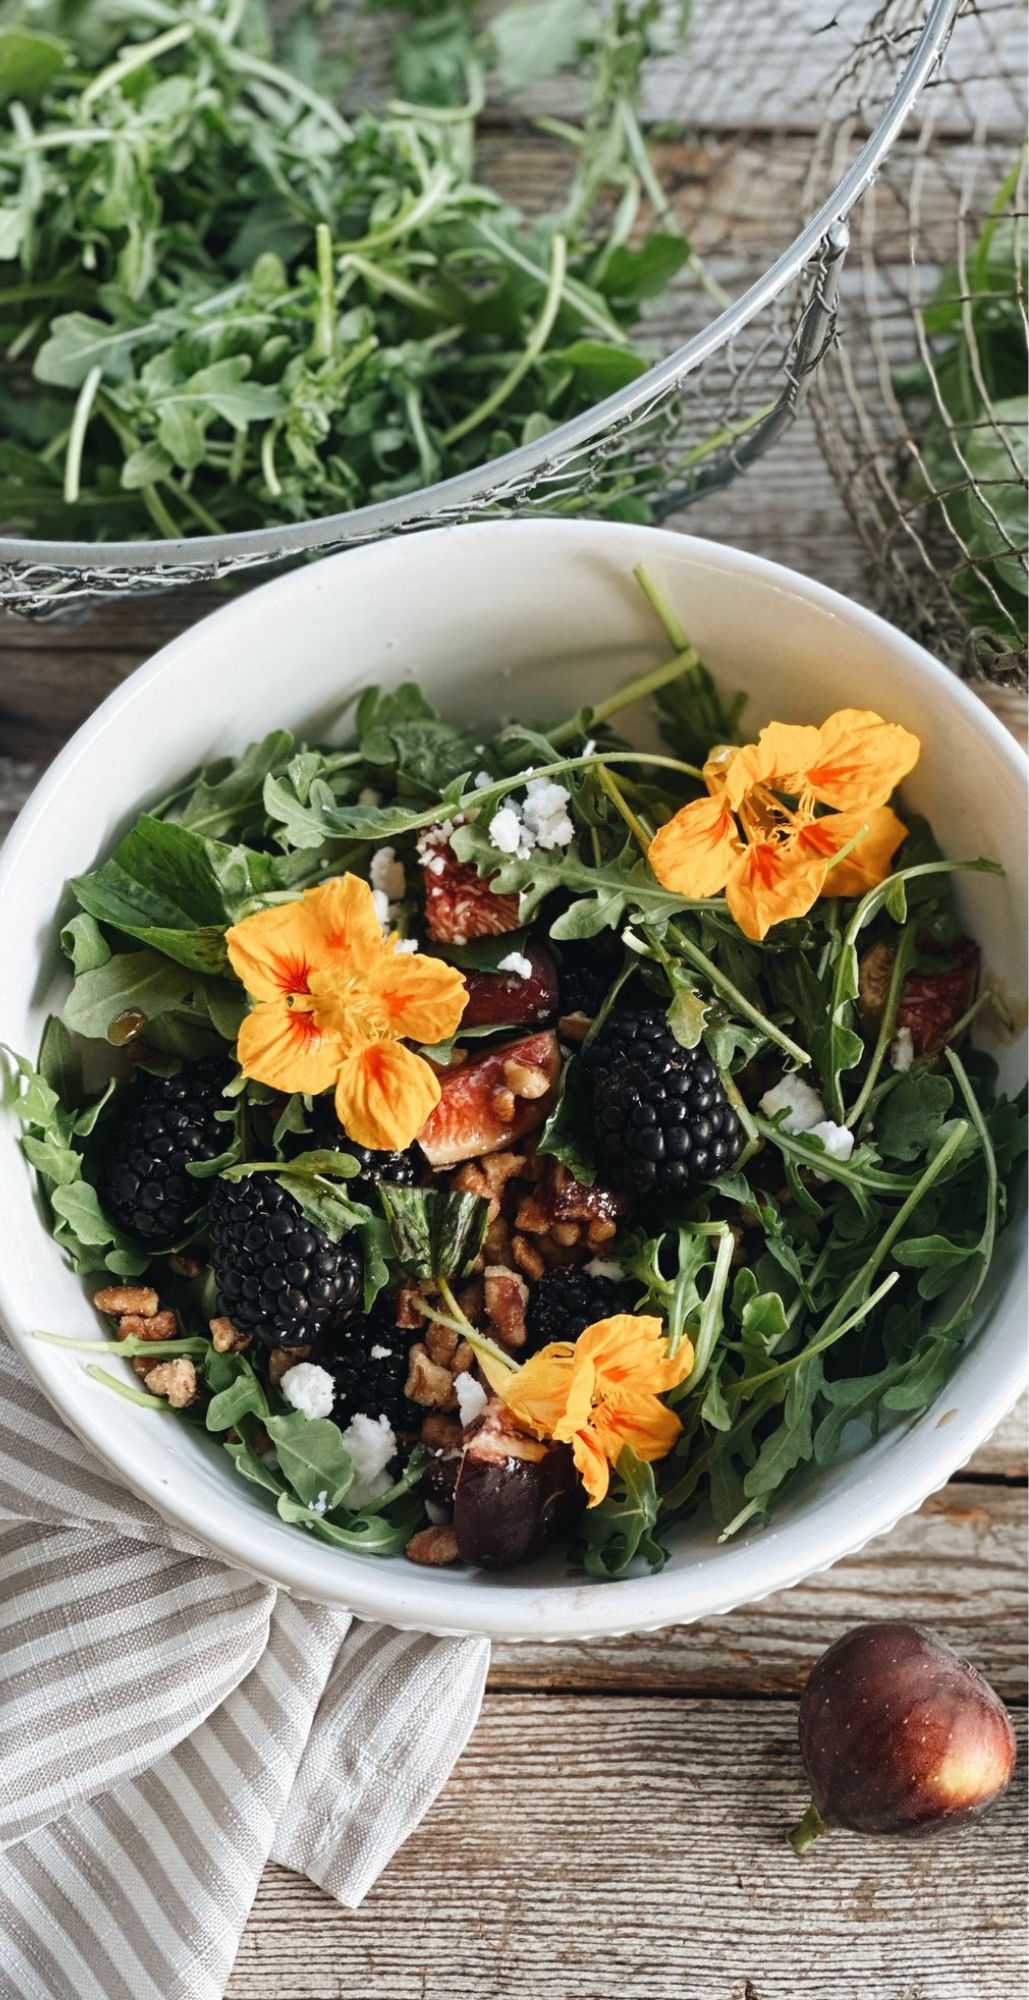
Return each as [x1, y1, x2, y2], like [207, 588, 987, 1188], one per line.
[0, 0, 962, 573]
[0, 517, 1025, 1640]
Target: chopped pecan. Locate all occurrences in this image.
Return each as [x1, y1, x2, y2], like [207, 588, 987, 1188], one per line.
[395, 1286, 425, 1330]
[93, 1285, 159, 1318]
[503, 1058, 551, 1100]
[209, 1316, 250, 1354]
[491, 1086, 517, 1125]
[558, 1011, 592, 1043]
[168, 1252, 204, 1279]
[585, 1217, 618, 1248]
[421, 1412, 463, 1451]
[141, 1358, 197, 1408]
[405, 1343, 458, 1410]
[455, 1276, 484, 1325]
[268, 1344, 311, 1386]
[483, 1215, 514, 1266]
[118, 1309, 177, 1342]
[511, 1233, 546, 1282]
[406, 1524, 462, 1567]
[452, 1340, 474, 1375]
[425, 1320, 459, 1368]
[483, 1265, 529, 1348]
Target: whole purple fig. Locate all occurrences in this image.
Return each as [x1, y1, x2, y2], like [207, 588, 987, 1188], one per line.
[789, 1621, 1016, 1852]
[452, 1400, 577, 1568]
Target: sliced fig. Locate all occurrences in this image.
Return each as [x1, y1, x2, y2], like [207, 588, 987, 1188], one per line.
[419, 828, 521, 943]
[858, 936, 980, 1057]
[461, 939, 560, 1030]
[452, 1399, 578, 1567]
[417, 1030, 561, 1166]
[791, 1621, 1016, 1850]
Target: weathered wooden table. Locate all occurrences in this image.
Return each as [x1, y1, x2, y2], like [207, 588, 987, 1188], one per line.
[1, 418, 1025, 1996]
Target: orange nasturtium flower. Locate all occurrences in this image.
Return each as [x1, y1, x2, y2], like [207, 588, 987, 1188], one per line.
[477, 1314, 694, 1507]
[649, 708, 921, 942]
[225, 875, 466, 1151]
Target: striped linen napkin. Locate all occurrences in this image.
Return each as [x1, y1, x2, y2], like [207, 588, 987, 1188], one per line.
[0, 1336, 489, 2000]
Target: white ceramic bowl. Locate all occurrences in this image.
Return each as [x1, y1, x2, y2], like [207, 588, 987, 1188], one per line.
[1, 521, 1025, 1641]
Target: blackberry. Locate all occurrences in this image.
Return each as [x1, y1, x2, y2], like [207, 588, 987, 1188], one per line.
[324, 1309, 422, 1434]
[556, 940, 617, 1019]
[585, 1009, 744, 1196]
[208, 1174, 362, 1346]
[524, 1266, 640, 1354]
[309, 1101, 419, 1204]
[99, 1055, 232, 1246]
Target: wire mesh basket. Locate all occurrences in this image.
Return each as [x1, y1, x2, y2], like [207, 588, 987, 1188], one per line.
[0, 0, 964, 618]
[807, 0, 1027, 700]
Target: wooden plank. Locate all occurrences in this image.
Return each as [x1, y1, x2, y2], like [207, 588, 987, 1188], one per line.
[488, 1481, 1027, 1698]
[224, 1698, 1027, 2000]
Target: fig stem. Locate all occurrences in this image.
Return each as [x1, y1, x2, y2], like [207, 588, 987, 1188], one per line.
[786, 1805, 832, 1856]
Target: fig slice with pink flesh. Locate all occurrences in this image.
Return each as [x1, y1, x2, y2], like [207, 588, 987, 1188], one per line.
[460, 939, 559, 1030]
[417, 1029, 561, 1166]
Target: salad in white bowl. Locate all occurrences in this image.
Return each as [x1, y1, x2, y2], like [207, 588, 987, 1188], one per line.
[6, 545, 1026, 1591]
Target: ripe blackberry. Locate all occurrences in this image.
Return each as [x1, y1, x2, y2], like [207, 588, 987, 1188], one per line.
[585, 1009, 743, 1195]
[309, 1101, 419, 1203]
[323, 1309, 422, 1434]
[556, 940, 616, 1019]
[524, 1266, 640, 1354]
[99, 1055, 232, 1247]
[208, 1174, 362, 1346]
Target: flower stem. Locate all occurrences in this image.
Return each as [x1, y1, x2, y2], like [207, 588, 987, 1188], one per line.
[670, 934, 810, 1068]
[846, 923, 918, 1130]
[85, 1365, 176, 1409]
[597, 765, 651, 853]
[786, 1805, 832, 1856]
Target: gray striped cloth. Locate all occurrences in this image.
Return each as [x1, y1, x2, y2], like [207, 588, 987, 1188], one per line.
[0, 1337, 489, 2000]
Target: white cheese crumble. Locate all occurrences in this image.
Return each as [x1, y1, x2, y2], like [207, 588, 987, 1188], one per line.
[425, 1498, 450, 1526]
[279, 1362, 335, 1422]
[759, 1076, 827, 1134]
[488, 804, 530, 857]
[890, 1026, 915, 1073]
[521, 777, 574, 850]
[369, 1343, 392, 1361]
[311, 1489, 328, 1517]
[370, 845, 406, 902]
[371, 887, 391, 934]
[497, 950, 533, 980]
[394, 937, 419, 954]
[585, 1256, 625, 1281]
[807, 1120, 855, 1169]
[475, 771, 493, 790]
[454, 1371, 488, 1428]
[339, 1412, 397, 1510]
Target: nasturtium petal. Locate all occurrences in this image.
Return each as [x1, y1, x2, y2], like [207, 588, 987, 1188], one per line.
[799, 803, 908, 897]
[362, 947, 467, 1046]
[649, 795, 742, 901]
[304, 872, 385, 959]
[724, 721, 824, 809]
[236, 997, 342, 1095]
[226, 897, 329, 1002]
[336, 1037, 441, 1150]
[803, 709, 920, 811]
[725, 837, 828, 940]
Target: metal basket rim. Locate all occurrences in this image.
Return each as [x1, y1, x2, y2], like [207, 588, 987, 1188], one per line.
[1, 0, 962, 574]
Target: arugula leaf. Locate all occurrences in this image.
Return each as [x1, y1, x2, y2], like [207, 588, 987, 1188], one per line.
[575, 1447, 667, 1578]
[875, 1071, 954, 1163]
[264, 1412, 355, 1512]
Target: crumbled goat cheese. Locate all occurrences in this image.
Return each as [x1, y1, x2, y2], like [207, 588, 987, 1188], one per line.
[394, 937, 419, 954]
[369, 1344, 392, 1361]
[311, 1489, 328, 1517]
[427, 854, 446, 876]
[339, 1412, 396, 1510]
[425, 1499, 450, 1526]
[807, 1119, 856, 1181]
[488, 805, 530, 857]
[759, 1076, 827, 1134]
[370, 845, 406, 903]
[585, 1256, 625, 1281]
[371, 887, 391, 934]
[454, 1371, 488, 1428]
[890, 1027, 915, 1073]
[497, 950, 533, 980]
[280, 1362, 335, 1422]
[358, 787, 382, 807]
[475, 771, 493, 790]
[521, 776, 574, 850]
